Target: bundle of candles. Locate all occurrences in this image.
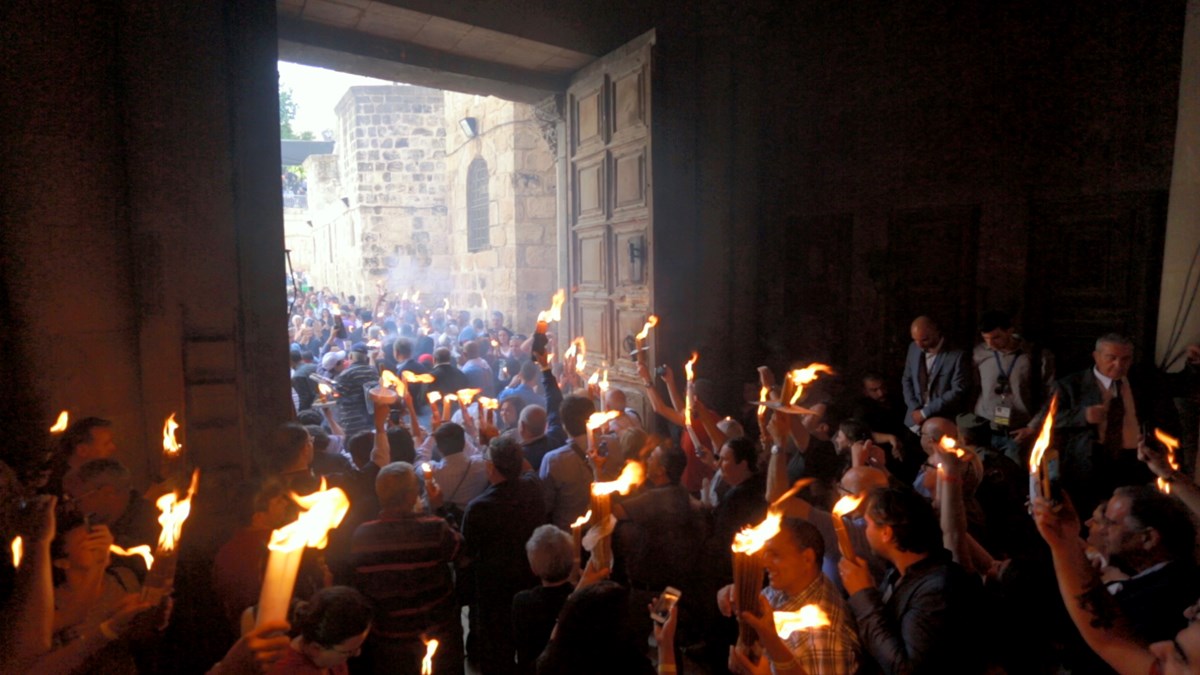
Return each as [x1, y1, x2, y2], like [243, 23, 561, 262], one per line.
[632, 315, 658, 365]
[532, 289, 565, 357]
[587, 462, 644, 569]
[1028, 394, 1060, 504]
[142, 468, 200, 603]
[730, 510, 783, 654]
[427, 392, 443, 429]
[830, 493, 864, 562]
[1154, 429, 1181, 494]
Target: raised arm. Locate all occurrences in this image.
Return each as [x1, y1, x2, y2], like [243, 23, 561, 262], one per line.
[368, 398, 391, 468]
[637, 363, 685, 427]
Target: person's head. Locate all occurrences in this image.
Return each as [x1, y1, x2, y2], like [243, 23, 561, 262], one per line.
[489, 310, 504, 329]
[519, 360, 540, 384]
[833, 418, 872, 453]
[863, 487, 943, 560]
[1148, 600, 1200, 675]
[1086, 498, 1110, 553]
[1093, 333, 1135, 381]
[305, 425, 331, 454]
[862, 373, 887, 402]
[919, 416, 958, 456]
[646, 444, 687, 487]
[618, 428, 650, 464]
[63, 459, 131, 525]
[716, 417, 745, 440]
[344, 430, 375, 469]
[497, 327, 512, 346]
[61, 417, 116, 463]
[718, 437, 757, 486]
[260, 423, 313, 475]
[603, 388, 628, 414]
[560, 394, 596, 438]
[296, 409, 323, 426]
[1103, 485, 1196, 571]
[385, 427, 416, 464]
[462, 340, 481, 360]
[840, 466, 889, 499]
[292, 586, 373, 669]
[525, 524, 574, 583]
[249, 479, 292, 530]
[321, 351, 346, 374]
[375, 462, 419, 511]
[518, 405, 548, 442]
[541, 581, 634, 669]
[52, 512, 110, 577]
[393, 338, 413, 361]
[290, 348, 303, 367]
[763, 518, 825, 595]
[955, 413, 991, 449]
[910, 316, 942, 351]
[433, 347, 452, 365]
[433, 423, 466, 457]
[486, 436, 525, 484]
[499, 397, 524, 430]
[978, 310, 1016, 351]
[349, 343, 370, 365]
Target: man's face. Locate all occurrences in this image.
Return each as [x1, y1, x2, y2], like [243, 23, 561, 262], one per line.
[500, 400, 520, 429]
[73, 483, 127, 524]
[763, 530, 815, 592]
[863, 378, 887, 403]
[647, 447, 667, 484]
[911, 325, 941, 352]
[79, 428, 117, 461]
[863, 512, 891, 557]
[717, 445, 742, 479]
[1093, 342, 1134, 380]
[1086, 500, 1109, 552]
[981, 327, 1015, 352]
[1149, 605, 1200, 675]
[1103, 495, 1148, 565]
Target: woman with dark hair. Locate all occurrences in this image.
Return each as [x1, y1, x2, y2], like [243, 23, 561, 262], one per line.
[268, 586, 373, 675]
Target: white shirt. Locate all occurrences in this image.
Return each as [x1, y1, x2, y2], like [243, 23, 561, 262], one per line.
[1092, 367, 1140, 449]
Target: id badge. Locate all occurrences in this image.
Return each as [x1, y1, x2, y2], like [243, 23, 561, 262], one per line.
[994, 405, 1012, 427]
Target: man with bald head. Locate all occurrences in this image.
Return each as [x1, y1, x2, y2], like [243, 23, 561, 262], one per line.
[901, 316, 970, 433]
[517, 405, 552, 472]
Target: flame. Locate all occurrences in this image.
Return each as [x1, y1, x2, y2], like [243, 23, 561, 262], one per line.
[635, 315, 659, 341]
[380, 370, 405, 392]
[412, 291, 421, 304]
[536, 289, 566, 324]
[832, 493, 865, 518]
[586, 410, 620, 431]
[456, 389, 481, 405]
[367, 339, 381, 349]
[268, 478, 351, 553]
[731, 510, 783, 554]
[402, 290, 410, 302]
[1028, 394, 1059, 476]
[787, 363, 835, 406]
[421, 638, 439, 675]
[478, 397, 499, 411]
[155, 469, 200, 552]
[402, 371, 436, 384]
[591, 461, 645, 496]
[564, 343, 577, 359]
[109, 544, 154, 570]
[757, 386, 770, 416]
[1154, 429, 1182, 494]
[442, 299, 450, 311]
[938, 435, 966, 458]
[491, 340, 500, 348]
[421, 462, 433, 476]
[684, 352, 699, 426]
[318, 383, 334, 397]
[427, 391, 442, 406]
[49, 410, 69, 434]
[570, 510, 593, 529]
[773, 605, 831, 638]
[598, 369, 609, 392]
[587, 371, 600, 386]
[443, 394, 459, 405]
[573, 338, 586, 371]
[162, 413, 182, 457]
[11, 537, 22, 569]
[329, 303, 341, 316]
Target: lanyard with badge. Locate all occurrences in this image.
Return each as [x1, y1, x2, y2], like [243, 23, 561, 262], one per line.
[992, 350, 1021, 426]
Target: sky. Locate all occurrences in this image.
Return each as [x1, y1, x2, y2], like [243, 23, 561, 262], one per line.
[278, 61, 393, 136]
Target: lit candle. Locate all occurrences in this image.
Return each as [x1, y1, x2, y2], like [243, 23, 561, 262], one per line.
[1154, 429, 1181, 494]
[570, 510, 592, 569]
[588, 462, 644, 570]
[684, 353, 698, 427]
[1028, 394, 1059, 503]
[49, 410, 69, 434]
[634, 315, 658, 367]
[143, 469, 200, 603]
[830, 493, 864, 563]
[532, 289, 565, 356]
[731, 510, 783, 654]
[421, 638, 439, 675]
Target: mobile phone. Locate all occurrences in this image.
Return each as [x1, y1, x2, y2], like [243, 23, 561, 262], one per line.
[651, 586, 681, 625]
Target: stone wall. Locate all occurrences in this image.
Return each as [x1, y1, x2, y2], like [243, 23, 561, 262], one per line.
[282, 206, 314, 274]
[442, 92, 558, 330]
[306, 85, 453, 301]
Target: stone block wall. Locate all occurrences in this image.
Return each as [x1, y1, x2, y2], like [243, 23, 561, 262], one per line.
[443, 92, 558, 331]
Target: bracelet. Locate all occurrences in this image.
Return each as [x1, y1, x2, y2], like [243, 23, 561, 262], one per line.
[99, 620, 120, 641]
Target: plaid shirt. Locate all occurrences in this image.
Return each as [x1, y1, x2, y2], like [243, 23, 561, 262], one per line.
[763, 575, 860, 675]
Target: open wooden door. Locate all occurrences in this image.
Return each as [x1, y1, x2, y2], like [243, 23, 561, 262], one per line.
[565, 30, 656, 418]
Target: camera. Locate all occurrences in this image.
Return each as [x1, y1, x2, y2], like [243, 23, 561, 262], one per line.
[651, 586, 681, 625]
[654, 365, 668, 379]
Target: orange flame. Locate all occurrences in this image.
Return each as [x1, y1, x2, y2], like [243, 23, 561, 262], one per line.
[635, 315, 659, 341]
[411, 291, 421, 304]
[162, 413, 182, 457]
[109, 544, 154, 570]
[757, 386, 770, 417]
[380, 370, 405, 395]
[939, 435, 967, 458]
[1029, 394, 1059, 476]
[318, 383, 334, 398]
[787, 364, 835, 406]
[536, 289, 566, 324]
[774, 605, 831, 638]
[420, 638, 439, 675]
[155, 469, 200, 553]
[573, 338, 586, 371]
[1154, 429, 1182, 494]
[49, 410, 69, 434]
[591, 461, 645, 496]
[587, 411, 620, 432]
[402, 371, 436, 384]
[401, 290, 411, 302]
[731, 510, 783, 554]
[598, 369, 609, 392]
[329, 303, 341, 316]
[268, 478, 351, 553]
[427, 391, 442, 406]
[11, 537, 22, 569]
[421, 462, 433, 477]
[586, 371, 600, 386]
[478, 397, 499, 411]
[456, 389, 481, 405]
[684, 352, 699, 426]
[570, 510, 593, 529]
[832, 493, 865, 518]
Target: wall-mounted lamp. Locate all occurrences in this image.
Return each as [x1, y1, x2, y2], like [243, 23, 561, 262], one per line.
[340, 196, 350, 208]
[459, 117, 479, 139]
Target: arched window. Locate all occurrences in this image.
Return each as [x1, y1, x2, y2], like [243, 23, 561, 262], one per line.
[466, 157, 489, 252]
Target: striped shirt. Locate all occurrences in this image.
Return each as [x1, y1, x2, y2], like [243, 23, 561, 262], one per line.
[335, 364, 380, 437]
[350, 508, 462, 640]
[763, 574, 860, 675]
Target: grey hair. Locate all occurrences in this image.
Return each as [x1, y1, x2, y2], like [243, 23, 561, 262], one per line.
[525, 524, 575, 583]
[375, 461, 418, 509]
[1095, 333, 1134, 351]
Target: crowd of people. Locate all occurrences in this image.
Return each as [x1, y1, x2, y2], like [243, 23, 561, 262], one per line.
[2, 284, 1200, 675]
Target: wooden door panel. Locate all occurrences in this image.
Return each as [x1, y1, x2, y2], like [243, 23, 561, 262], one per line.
[572, 87, 605, 155]
[612, 220, 650, 291]
[611, 66, 647, 140]
[611, 145, 647, 212]
[574, 156, 607, 222]
[575, 300, 610, 360]
[574, 228, 607, 290]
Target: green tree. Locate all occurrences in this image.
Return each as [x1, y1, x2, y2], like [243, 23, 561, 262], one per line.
[279, 85, 315, 140]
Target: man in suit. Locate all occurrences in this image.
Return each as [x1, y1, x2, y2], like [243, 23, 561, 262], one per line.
[901, 316, 971, 432]
[1042, 334, 1199, 515]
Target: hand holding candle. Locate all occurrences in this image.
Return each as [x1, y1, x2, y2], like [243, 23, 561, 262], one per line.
[1028, 394, 1060, 504]
[830, 493, 864, 563]
[532, 289, 565, 357]
[588, 462, 644, 569]
[684, 353, 699, 427]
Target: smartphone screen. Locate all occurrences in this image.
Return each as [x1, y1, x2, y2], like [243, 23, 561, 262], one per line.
[651, 586, 681, 624]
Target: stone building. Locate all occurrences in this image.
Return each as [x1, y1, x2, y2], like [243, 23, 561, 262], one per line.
[298, 84, 558, 329]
